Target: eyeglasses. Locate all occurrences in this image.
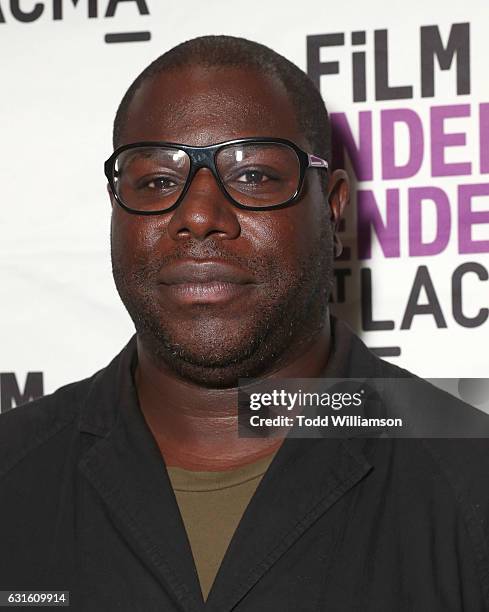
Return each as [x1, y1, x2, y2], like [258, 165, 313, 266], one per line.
[104, 137, 329, 214]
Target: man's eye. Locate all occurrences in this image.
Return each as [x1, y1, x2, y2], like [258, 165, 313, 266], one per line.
[144, 176, 178, 190]
[235, 170, 270, 184]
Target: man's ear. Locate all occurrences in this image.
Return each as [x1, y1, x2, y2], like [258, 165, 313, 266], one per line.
[326, 169, 350, 259]
[326, 169, 350, 229]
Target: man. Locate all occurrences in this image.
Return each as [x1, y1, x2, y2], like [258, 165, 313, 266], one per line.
[1, 35, 489, 611]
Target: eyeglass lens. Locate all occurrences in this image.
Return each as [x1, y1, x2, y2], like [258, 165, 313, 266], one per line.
[113, 143, 301, 211]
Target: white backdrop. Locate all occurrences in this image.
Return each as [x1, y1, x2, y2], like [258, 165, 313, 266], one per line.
[1, 0, 488, 409]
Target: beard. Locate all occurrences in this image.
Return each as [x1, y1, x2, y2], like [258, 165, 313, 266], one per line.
[111, 219, 334, 388]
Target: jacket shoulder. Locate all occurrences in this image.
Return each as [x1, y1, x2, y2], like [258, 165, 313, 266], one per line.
[373, 352, 489, 481]
[0, 376, 92, 479]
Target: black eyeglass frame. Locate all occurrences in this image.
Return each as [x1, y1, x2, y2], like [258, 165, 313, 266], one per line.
[104, 137, 329, 214]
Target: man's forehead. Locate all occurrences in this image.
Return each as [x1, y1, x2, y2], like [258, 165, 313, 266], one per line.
[120, 65, 304, 147]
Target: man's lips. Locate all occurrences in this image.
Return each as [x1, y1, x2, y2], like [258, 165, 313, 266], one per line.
[158, 260, 255, 285]
[157, 260, 257, 304]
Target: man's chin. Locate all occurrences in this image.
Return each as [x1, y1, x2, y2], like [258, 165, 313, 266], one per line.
[146, 344, 264, 389]
[158, 359, 254, 389]
[137, 320, 271, 388]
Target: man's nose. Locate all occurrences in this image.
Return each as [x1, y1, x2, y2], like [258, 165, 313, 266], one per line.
[167, 168, 241, 241]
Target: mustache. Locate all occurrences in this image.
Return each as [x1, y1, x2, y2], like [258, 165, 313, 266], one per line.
[137, 238, 273, 279]
[171, 239, 241, 261]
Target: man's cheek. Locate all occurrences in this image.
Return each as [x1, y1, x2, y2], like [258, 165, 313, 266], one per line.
[245, 230, 301, 269]
[137, 218, 168, 252]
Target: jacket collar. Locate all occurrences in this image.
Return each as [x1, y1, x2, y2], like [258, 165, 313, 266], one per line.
[77, 335, 138, 437]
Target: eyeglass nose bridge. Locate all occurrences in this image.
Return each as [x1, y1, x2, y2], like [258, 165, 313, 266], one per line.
[187, 146, 218, 173]
[180, 146, 229, 203]
[193, 149, 212, 165]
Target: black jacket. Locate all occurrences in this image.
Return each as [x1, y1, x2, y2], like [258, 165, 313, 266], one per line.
[1, 326, 489, 611]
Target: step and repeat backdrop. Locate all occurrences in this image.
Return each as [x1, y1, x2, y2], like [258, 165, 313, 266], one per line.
[0, 0, 488, 411]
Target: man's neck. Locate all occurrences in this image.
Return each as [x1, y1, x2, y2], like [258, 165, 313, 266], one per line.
[135, 316, 332, 471]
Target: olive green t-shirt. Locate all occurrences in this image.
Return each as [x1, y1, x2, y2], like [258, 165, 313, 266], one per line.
[166, 452, 276, 601]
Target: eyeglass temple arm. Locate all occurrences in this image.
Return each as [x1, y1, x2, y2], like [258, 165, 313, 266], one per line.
[307, 154, 329, 169]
